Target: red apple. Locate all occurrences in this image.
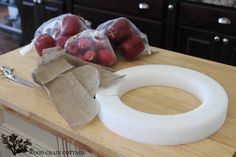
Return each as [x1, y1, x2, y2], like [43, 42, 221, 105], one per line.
[51, 28, 61, 40]
[56, 36, 69, 48]
[94, 40, 109, 50]
[93, 33, 108, 50]
[77, 38, 93, 51]
[106, 18, 133, 42]
[66, 41, 79, 55]
[34, 34, 55, 56]
[98, 49, 115, 66]
[83, 50, 97, 62]
[61, 15, 81, 36]
[119, 36, 145, 60]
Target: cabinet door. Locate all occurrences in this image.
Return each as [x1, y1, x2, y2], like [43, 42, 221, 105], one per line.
[39, 0, 64, 22]
[18, 0, 40, 42]
[164, 0, 179, 50]
[222, 36, 236, 66]
[176, 26, 221, 61]
[0, 110, 97, 157]
[72, 0, 165, 21]
[73, 5, 163, 47]
[179, 2, 236, 37]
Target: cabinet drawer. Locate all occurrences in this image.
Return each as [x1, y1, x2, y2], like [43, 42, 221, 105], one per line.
[40, 0, 65, 23]
[73, 5, 163, 46]
[179, 2, 236, 36]
[0, 110, 96, 157]
[72, 0, 164, 21]
[41, 0, 65, 21]
[176, 26, 217, 60]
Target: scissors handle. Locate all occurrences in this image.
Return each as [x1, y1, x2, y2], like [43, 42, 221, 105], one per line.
[0, 66, 36, 88]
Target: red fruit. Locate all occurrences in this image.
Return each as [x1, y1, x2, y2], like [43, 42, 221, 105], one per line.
[119, 36, 145, 60]
[77, 38, 93, 50]
[93, 33, 108, 50]
[61, 15, 81, 36]
[66, 41, 79, 55]
[51, 28, 61, 40]
[94, 40, 108, 50]
[98, 49, 115, 66]
[56, 36, 69, 48]
[106, 18, 133, 42]
[34, 34, 55, 56]
[83, 50, 97, 62]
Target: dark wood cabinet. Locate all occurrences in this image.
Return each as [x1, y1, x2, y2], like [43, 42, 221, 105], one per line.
[177, 27, 217, 60]
[71, 0, 166, 47]
[40, 0, 64, 22]
[179, 2, 236, 36]
[223, 36, 236, 66]
[16, 0, 236, 66]
[176, 1, 236, 66]
[72, 0, 165, 21]
[177, 26, 236, 65]
[18, 0, 39, 42]
[18, 0, 65, 43]
[73, 5, 163, 47]
[164, 0, 179, 50]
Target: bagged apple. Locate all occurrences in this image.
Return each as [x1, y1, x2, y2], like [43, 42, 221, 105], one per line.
[31, 13, 90, 56]
[65, 29, 117, 66]
[96, 17, 151, 60]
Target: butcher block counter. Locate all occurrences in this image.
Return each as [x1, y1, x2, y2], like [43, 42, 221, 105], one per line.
[0, 47, 236, 157]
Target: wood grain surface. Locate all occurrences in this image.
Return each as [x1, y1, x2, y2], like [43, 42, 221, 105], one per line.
[121, 86, 200, 115]
[0, 47, 235, 157]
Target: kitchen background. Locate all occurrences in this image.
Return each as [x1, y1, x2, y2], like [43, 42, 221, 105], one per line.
[0, 0, 21, 55]
[0, 0, 236, 66]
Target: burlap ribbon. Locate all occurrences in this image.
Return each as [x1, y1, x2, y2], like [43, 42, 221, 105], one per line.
[32, 47, 121, 130]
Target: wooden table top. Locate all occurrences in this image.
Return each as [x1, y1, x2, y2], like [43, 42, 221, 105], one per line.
[0, 47, 235, 157]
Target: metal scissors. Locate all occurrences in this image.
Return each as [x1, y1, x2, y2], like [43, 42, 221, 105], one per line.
[0, 66, 36, 88]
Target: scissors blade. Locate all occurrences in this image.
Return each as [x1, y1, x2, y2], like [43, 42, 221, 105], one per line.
[6, 74, 36, 88]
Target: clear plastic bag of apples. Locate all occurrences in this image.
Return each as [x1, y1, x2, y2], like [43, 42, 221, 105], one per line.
[33, 14, 151, 66]
[96, 17, 151, 61]
[65, 29, 117, 66]
[33, 13, 90, 56]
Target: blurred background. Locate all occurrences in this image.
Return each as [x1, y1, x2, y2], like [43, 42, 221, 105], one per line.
[0, 0, 236, 66]
[0, 0, 21, 54]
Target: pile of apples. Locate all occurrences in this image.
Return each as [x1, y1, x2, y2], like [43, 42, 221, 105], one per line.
[66, 31, 116, 66]
[104, 18, 145, 60]
[34, 14, 86, 56]
[34, 15, 147, 66]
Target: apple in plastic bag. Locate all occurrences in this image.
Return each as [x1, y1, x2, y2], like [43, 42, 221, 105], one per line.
[95, 42, 108, 50]
[51, 28, 62, 40]
[34, 34, 56, 56]
[56, 36, 69, 48]
[77, 38, 94, 51]
[119, 36, 145, 60]
[66, 41, 80, 55]
[98, 49, 115, 65]
[61, 15, 81, 36]
[106, 18, 133, 42]
[93, 36, 109, 50]
[83, 50, 97, 62]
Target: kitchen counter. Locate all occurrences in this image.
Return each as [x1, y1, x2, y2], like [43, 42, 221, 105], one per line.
[0, 47, 236, 157]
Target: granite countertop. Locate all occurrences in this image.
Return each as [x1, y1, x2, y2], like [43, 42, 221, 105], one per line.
[186, 0, 236, 8]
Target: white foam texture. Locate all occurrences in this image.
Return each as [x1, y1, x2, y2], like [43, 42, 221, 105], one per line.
[96, 65, 228, 145]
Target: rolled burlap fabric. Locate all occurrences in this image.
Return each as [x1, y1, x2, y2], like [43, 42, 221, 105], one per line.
[32, 47, 121, 130]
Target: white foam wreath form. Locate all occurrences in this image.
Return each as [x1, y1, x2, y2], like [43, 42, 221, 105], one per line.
[96, 65, 228, 145]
